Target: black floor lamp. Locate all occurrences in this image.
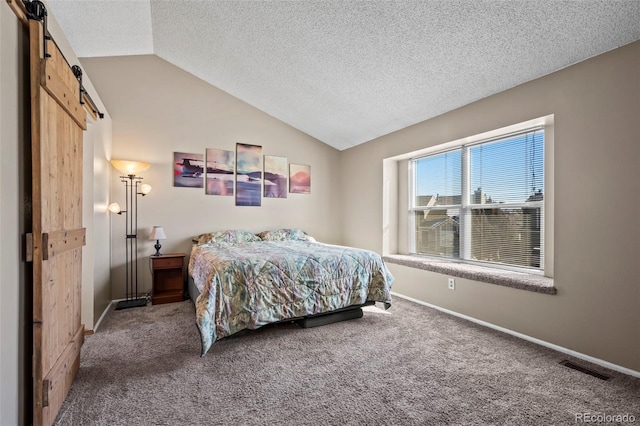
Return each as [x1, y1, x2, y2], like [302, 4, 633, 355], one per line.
[108, 160, 152, 310]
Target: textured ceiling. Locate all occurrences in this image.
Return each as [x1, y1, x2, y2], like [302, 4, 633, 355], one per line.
[46, 1, 640, 151]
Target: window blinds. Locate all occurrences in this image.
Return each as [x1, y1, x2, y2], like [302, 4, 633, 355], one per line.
[412, 129, 544, 270]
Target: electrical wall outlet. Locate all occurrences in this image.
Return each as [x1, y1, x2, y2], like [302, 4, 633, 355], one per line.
[448, 278, 455, 290]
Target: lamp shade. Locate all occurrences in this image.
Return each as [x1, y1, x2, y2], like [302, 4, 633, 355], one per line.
[107, 202, 121, 214]
[149, 226, 167, 241]
[111, 160, 150, 175]
[140, 183, 152, 195]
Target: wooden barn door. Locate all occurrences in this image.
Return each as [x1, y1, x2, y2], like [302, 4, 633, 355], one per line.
[28, 18, 87, 426]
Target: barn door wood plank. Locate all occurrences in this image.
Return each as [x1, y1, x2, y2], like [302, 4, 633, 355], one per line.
[41, 325, 84, 425]
[5, 0, 28, 24]
[30, 20, 46, 426]
[42, 228, 86, 261]
[41, 56, 86, 130]
[29, 17, 87, 426]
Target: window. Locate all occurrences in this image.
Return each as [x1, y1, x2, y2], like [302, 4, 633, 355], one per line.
[410, 129, 544, 271]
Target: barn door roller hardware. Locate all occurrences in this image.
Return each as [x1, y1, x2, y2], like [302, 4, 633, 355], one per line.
[72, 65, 84, 106]
[23, 0, 51, 58]
[72, 65, 105, 119]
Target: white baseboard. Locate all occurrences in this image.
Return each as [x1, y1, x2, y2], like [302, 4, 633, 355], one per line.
[391, 291, 640, 379]
[92, 300, 114, 333]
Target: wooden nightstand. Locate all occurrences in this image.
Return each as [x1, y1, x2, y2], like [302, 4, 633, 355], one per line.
[150, 253, 186, 305]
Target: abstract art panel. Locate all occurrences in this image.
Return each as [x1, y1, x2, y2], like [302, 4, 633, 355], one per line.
[236, 143, 262, 206]
[173, 152, 204, 188]
[289, 163, 310, 194]
[205, 149, 235, 196]
[264, 155, 287, 198]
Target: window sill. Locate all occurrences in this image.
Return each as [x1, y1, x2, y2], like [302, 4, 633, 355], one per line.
[382, 254, 556, 295]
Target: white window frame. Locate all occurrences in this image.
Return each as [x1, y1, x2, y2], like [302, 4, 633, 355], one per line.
[408, 121, 550, 274]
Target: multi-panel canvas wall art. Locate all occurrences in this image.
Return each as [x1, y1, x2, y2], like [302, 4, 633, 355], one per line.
[289, 163, 311, 194]
[173, 152, 204, 188]
[205, 149, 235, 196]
[236, 143, 262, 206]
[174, 145, 311, 202]
[264, 155, 288, 198]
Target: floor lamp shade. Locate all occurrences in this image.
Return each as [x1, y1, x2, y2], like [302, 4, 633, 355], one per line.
[111, 160, 150, 176]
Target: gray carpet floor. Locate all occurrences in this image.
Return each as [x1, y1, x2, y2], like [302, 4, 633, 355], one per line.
[54, 297, 639, 425]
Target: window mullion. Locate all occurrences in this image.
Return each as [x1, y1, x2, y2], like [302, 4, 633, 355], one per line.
[408, 160, 416, 252]
[461, 145, 471, 260]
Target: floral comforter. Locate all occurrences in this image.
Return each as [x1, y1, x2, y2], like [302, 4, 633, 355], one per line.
[189, 240, 394, 355]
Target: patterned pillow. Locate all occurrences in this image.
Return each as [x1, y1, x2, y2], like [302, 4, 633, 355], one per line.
[193, 229, 261, 245]
[257, 228, 311, 242]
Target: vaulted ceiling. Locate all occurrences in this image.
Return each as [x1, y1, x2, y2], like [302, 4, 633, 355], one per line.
[46, 1, 640, 151]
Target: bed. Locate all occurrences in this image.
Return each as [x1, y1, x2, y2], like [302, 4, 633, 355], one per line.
[188, 229, 394, 355]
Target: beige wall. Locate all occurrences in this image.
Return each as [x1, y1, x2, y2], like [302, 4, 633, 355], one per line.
[80, 55, 342, 299]
[1, 4, 28, 424]
[341, 41, 640, 371]
[81, 118, 113, 329]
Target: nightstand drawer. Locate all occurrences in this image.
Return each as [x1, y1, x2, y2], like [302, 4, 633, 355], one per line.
[152, 256, 183, 269]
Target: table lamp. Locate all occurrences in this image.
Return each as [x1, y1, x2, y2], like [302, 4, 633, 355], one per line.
[149, 226, 167, 256]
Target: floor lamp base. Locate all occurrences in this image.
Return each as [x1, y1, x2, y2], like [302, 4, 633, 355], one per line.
[115, 298, 147, 310]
